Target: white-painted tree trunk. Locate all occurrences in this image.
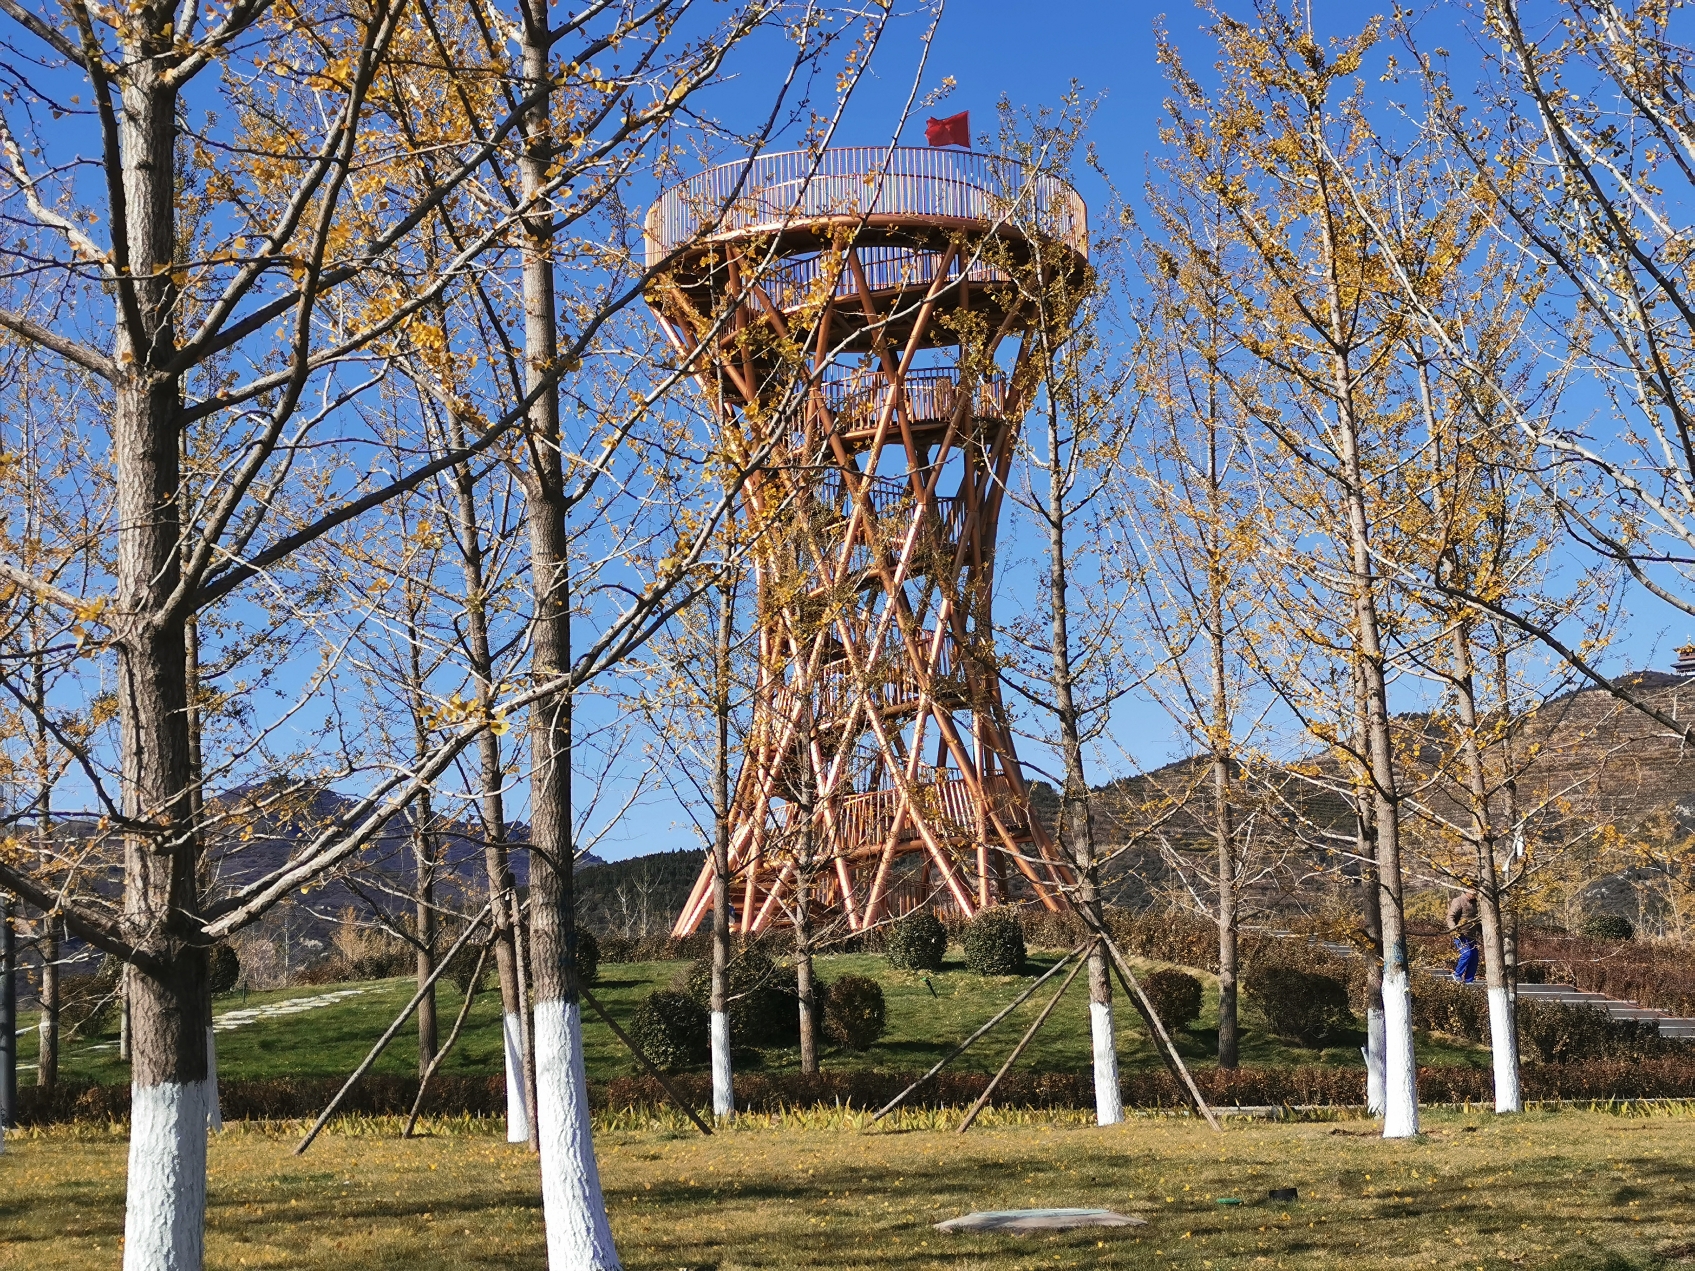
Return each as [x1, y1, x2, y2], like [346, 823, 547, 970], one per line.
[1380, 969, 1419, 1139]
[533, 998, 619, 1270]
[1488, 985, 1521, 1114]
[504, 1011, 531, 1143]
[710, 1010, 733, 1119]
[124, 1079, 211, 1271]
[205, 1027, 221, 1132]
[1089, 1000, 1123, 1126]
[1364, 1006, 1385, 1115]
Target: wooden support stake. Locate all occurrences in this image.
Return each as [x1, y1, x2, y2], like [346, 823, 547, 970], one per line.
[872, 942, 1087, 1122]
[957, 943, 1090, 1134]
[294, 903, 492, 1155]
[402, 939, 491, 1138]
[1099, 933, 1221, 1132]
[580, 986, 713, 1136]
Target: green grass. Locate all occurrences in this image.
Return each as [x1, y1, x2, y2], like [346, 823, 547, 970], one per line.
[15, 951, 1490, 1089]
[4, 1106, 1694, 1269]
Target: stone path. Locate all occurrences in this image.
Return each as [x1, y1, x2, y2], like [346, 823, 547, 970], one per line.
[13, 985, 373, 1070]
[209, 986, 370, 1034]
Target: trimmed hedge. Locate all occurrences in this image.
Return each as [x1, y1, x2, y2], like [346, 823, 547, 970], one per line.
[822, 975, 886, 1051]
[885, 910, 948, 972]
[1142, 969, 1203, 1030]
[962, 910, 1026, 976]
[627, 989, 709, 1070]
[25, 1056, 1695, 1126]
[682, 948, 812, 1047]
[1245, 963, 1351, 1047]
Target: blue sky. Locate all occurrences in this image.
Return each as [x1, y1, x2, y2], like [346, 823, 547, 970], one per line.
[589, 0, 1695, 861]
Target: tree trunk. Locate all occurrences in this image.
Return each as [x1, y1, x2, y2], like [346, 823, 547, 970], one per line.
[795, 884, 818, 1076]
[445, 407, 530, 1144]
[36, 923, 58, 1091]
[414, 803, 439, 1076]
[517, 0, 617, 1258]
[120, 970, 132, 1064]
[710, 580, 735, 1118]
[1449, 622, 1521, 1112]
[1361, 854, 1386, 1116]
[1317, 172, 1416, 1138]
[185, 612, 220, 1132]
[1210, 657, 1237, 1072]
[1, 893, 15, 1129]
[112, 52, 211, 1269]
[1351, 661, 1386, 1114]
[1044, 405, 1121, 1122]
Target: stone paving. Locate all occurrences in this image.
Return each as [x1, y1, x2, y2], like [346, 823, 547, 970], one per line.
[14, 985, 373, 1070]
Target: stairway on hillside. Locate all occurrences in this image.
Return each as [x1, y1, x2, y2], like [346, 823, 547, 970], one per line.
[1295, 935, 1695, 1040]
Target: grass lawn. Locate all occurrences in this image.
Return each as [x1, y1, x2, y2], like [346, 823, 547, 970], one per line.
[17, 951, 1490, 1089]
[3, 1107, 1693, 1269]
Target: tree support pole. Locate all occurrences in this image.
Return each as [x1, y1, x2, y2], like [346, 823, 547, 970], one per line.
[294, 904, 491, 1155]
[403, 939, 492, 1138]
[1098, 933, 1220, 1131]
[958, 944, 1090, 1134]
[873, 942, 1087, 1122]
[580, 986, 712, 1136]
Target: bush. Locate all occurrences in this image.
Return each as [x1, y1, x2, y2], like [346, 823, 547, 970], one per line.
[208, 944, 241, 995]
[962, 910, 1027, 976]
[598, 935, 637, 963]
[1412, 977, 1486, 1042]
[1579, 913, 1635, 942]
[1141, 969, 1203, 1030]
[1516, 999, 1669, 1064]
[684, 947, 805, 1046]
[886, 910, 948, 972]
[1245, 962, 1352, 1047]
[626, 989, 709, 1070]
[822, 975, 886, 1050]
[574, 929, 600, 987]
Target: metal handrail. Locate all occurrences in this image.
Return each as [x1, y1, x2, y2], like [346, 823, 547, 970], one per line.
[645, 145, 1088, 265]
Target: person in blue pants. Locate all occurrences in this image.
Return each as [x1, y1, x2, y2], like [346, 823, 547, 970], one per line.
[1448, 888, 1481, 983]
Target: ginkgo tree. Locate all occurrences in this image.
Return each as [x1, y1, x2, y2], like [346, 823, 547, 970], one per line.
[0, 0, 879, 1266]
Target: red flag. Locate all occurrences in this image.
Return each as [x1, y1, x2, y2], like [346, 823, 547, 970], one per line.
[925, 111, 970, 149]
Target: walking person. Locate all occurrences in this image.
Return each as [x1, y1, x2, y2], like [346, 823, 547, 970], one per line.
[1448, 888, 1481, 984]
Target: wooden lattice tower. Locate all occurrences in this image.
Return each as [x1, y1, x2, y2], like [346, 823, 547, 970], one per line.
[644, 147, 1089, 936]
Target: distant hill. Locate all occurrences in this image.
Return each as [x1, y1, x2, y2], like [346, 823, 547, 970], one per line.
[577, 849, 706, 940]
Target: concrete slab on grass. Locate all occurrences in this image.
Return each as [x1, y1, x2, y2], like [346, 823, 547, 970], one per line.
[935, 1209, 1148, 1234]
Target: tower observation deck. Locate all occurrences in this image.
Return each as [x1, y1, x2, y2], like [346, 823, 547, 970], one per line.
[644, 146, 1088, 936]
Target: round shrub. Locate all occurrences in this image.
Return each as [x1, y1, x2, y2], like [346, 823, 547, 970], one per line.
[573, 929, 600, 987]
[627, 989, 709, 1070]
[822, 974, 886, 1050]
[886, 910, 948, 972]
[1244, 961, 1351, 1047]
[1579, 912, 1635, 942]
[684, 947, 803, 1046]
[962, 909, 1027, 976]
[1141, 968, 1203, 1031]
[208, 944, 241, 995]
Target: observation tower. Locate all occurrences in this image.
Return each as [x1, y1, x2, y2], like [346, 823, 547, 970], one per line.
[645, 146, 1089, 936]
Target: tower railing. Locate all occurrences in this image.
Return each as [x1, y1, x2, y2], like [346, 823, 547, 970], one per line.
[645, 145, 1088, 265]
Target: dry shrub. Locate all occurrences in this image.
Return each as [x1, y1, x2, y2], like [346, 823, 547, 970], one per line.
[1515, 930, 1695, 1017]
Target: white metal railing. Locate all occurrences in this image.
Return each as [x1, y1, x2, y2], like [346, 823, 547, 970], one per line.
[645, 146, 1088, 267]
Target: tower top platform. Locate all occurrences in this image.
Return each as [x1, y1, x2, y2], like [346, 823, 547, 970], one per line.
[643, 145, 1088, 269]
